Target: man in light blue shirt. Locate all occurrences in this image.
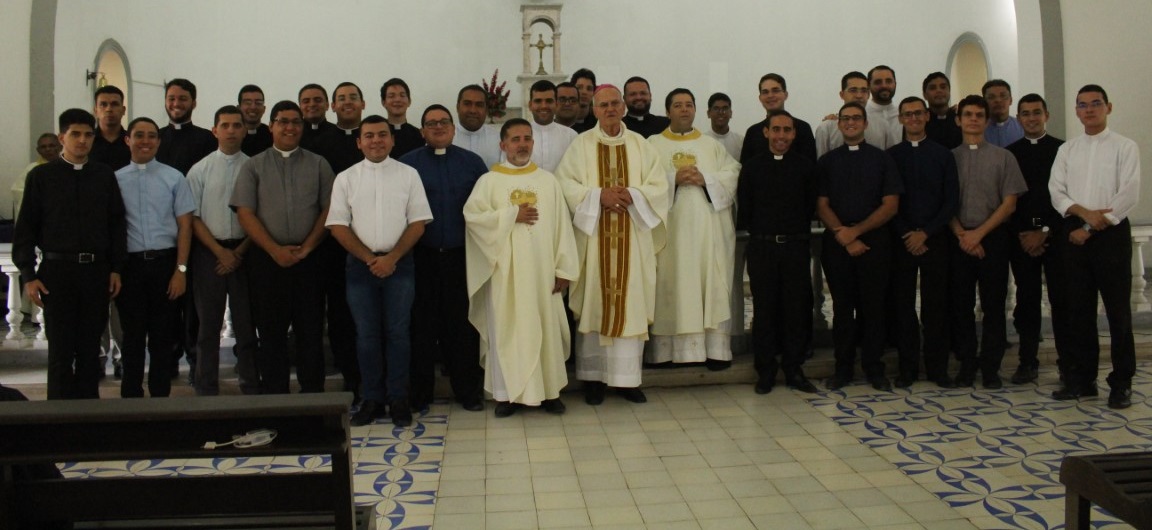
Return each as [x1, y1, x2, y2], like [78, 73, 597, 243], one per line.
[115, 117, 195, 398]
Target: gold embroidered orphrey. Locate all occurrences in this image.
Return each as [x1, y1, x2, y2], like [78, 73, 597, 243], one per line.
[597, 142, 630, 337]
[671, 151, 697, 170]
[509, 189, 538, 206]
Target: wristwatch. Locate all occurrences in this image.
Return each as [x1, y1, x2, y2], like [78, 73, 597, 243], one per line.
[176, 264, 188, 273]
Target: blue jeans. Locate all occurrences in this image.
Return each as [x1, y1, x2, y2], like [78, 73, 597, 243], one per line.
[346, 253, 415, 403]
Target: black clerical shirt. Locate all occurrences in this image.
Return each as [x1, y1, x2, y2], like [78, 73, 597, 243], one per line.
[736, 151, 817, 236]
[391, 122, 424, 158]
[90, 128, 131, 171]
[1007, 134, 1064, 233]
[888, 139, 959, 237]
[818, 143, 902, 225]
[742, 116, 817, 164]
[623, 114, 671, 138]
[313, 126, 364, 175]
[301, 120, 337, 152]
[241, 124, 273, 156]
[13, 158, 128, 282]
[157, 122, 216, 175]
[925, 109, 962, 150]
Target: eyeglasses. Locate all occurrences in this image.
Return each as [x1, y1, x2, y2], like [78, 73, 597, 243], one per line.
[900, 110, 926, 119]
[423, 118, 453, 128]
[1075, 100, 1107, 110]
[838, 115, 865, 122]
[844, 87, 869, 95]
[557, 97, 579, 104]
[273, 119, 303, 127]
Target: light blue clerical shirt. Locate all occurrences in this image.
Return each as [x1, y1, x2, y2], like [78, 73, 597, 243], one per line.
[115, 160, 196, 252]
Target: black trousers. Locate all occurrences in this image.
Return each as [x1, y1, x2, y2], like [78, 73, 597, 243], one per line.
[1009, 228, 1069, 372]
[893, 231, 951, 380]
[746, 238, 812, 382]
[1063, 219, 1135, 388]
[191, 242, 259, 396]
[821, 229, 892, 379]
[950, 226, 1011, 376]
[247, 247, 326, 394]
[411, 245, 482, 406]
[319, 238, 359, 395]
[39, 259, 111, 400]
[116, 253, 179, 398]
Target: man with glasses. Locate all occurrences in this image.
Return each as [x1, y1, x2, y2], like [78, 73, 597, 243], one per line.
[888, 96, 958, 389]
[1049, 84, 1141, 409]
[230, 101, 335, 395]
[380, 78, 423, 158]
[453, 85, 501, 168]
[555, 85, 669, 405]
[1005, 94, 1066, 386]
[948, 95, 1027, 389]
[703, 92, 743, 161]
[526, 79, 577, 172]
[816, 102, 902, 392]
[238, 84, 271, 156]
[554, 82, 581, 129]
[816, 71, 901, 158]
[982, 80, 1024, 147]
[741, 73, 816, 163]
[398, 105, 488, 413]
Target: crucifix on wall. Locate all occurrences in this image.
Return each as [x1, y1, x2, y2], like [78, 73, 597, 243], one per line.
[533, 34, 554, 75]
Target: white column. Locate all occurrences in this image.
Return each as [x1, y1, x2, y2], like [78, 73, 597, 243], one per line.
[35, 303, 46, 341]
[1132, 234, 1149, 311]
[4, 270, 23, 342]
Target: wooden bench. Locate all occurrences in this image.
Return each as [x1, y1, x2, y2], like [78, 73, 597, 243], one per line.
[1060, 452, 1152, 529]
[0, 393, 371, 529]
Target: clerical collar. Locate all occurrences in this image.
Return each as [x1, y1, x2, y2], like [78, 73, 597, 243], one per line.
[1027, 134, 1047, 144]
[847, 145, 860, 151]
[907, 136, 926, 147]
[339, 126, 357, 136]
[363, 157, 389, 168]
[309, 122, 320, 130]
[433, 148, 447, 155]
[248, 128, 258, 135]
[135, 162, 150, 170]
[170, 120, 191, 130]
[61, 154, 85, 170]
[968, 143, 980, 150]
[494, 161, 538, 175]
[773, 155, 784, 161]
[661, 128, 701, 141]
[994, 119, 1011, 127]
[628, 114, 646, 121]
[219, 149, 242, 160]
[273, 146, 299, 158]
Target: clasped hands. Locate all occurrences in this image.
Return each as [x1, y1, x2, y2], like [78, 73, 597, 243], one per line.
[832, 225, 869, 257]
[600, 186, 633, 215]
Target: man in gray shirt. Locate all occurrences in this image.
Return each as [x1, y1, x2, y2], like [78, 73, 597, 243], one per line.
[949, 95, 1027, 389]
[231, 100, 335, 394]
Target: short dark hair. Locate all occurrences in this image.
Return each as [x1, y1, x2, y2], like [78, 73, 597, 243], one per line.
[556, 81, 577, 93]
[1078, 84, 1109, 103]
[127, 116, 159, 135]
[360, 114, 389, 128]
[707, 92, 731, 109]
[981, 79, 1011, 96]
[838, 102, 867, 121]
[214, 105, 242, 126]
[298, 83, 328, 101]
[624, 76, 650, 90]
[165, 78, 197, 100]
[333, 81, 363, 100]
[1017, 93, 1048, 112]
[269, 100, 302, 123]
[664, 88, 694, 113]
[457, 84, 487, 106]
[922, 72, 950, 93]
[380, 78, 410, 100]
[759, 73, 787, 92]
[571, 68, 597, 86]
[500, 118, 533, 140]
[420, 104, 454, 126]
[765, 109, 794, 127]
[867, 65, 895, 83]
[94, 85, 124, 103]
[237, 84, 264, 104]
[956, 94, 990, 118]
[58, 108, 96, 133]
[841, 71, 867, 91]
[37, 132, 57, 142]
[898, 96, 928, 114]
[530, 80, 557, 97]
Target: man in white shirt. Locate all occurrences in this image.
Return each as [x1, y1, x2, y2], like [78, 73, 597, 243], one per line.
[866, 65, 901, 135]
[526, 80, 577, 172]
[327, 115, 433, 427]
[816, 71, 901, 158]
[453, 85, 501, 167]
[703, 93, 743, 161]
[1048, 84, 1141, 409]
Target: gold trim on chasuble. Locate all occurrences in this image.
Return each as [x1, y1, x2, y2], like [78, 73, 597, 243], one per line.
[597, 142, 630, 337]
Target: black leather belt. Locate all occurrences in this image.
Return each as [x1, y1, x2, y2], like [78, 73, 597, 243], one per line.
[128, 248, 176, 260]
[216, 239, 244, 249]
[43, 252, 99, 263]
[751, 233, 810, 243]
[1029, 217, 1046, 228]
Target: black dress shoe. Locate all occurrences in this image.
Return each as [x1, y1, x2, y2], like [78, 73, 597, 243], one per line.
[1010, 365, 1038, 385]
[460, 399, 485, 412]
[893, 376, 916, 389]
[954, 372, 976, 388]
[754, 380, 774, 395]
[390, 399, 413, 427]
[1081, 381, 1099, 397]
[351, 400, 387, 427]
[584, 381, 606, 405]
[786, 377, 818, 394]
[983, 376, 1003, 390]
[825, 375, 851, 391]
[931, 375, 957, 389]
[494, 401, 520, 417]
[616, 387, 647, 403]
[1108, 387, 1133, 409]
[705, 359, 732, 371]
[869, 377, 893, 392]
[542, 399, 566, 414]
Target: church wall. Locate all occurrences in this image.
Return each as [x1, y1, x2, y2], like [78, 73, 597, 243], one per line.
[2, 0, 34, 218]
[53, 0, 1022, 141]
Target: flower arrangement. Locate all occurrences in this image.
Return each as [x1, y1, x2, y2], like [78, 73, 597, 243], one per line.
[482, 69, 510, 121]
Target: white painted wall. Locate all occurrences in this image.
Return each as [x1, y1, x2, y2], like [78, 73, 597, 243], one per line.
[2, 0, 34, 220]
[52, 0, 1021, 143]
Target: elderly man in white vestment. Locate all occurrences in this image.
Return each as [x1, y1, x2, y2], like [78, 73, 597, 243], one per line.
[465, 118, 579, 418]
[646, 88, 740, 369]
[555, 85, 670, 405]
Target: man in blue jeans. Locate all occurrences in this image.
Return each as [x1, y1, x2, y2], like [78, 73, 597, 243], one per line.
[327, 115, 432, 427]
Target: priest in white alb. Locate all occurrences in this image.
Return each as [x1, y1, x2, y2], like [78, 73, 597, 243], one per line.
[646, 88, 741, 369]
[555, 85, 670, 405]
[527, 80, 578, 172]
[464, 118, 579, 418]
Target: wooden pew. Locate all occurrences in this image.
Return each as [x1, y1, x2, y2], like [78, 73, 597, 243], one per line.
[1060, 452, 1152, 529]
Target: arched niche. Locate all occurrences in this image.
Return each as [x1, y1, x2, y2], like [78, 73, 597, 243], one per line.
[947, 32, 991, 100]
[92, 39, 132, 121]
